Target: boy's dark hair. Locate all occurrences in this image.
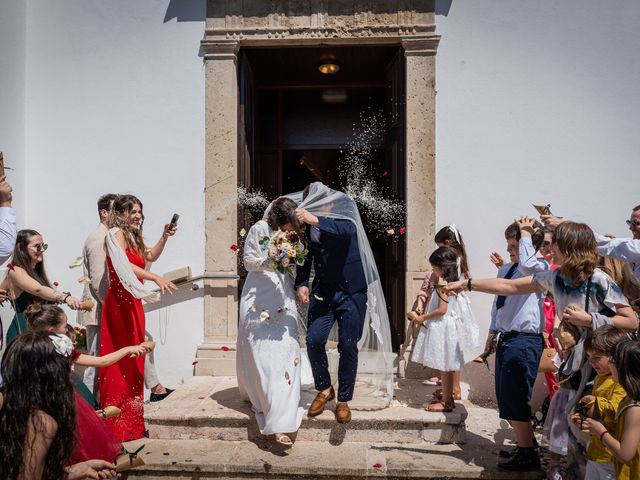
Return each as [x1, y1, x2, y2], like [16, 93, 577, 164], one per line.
[428, 246, 460, 283]
[97, 193, 117, 215]
[614, 339, 640, 401]
[584, 325, 628, 356]
[504, 221, 545, 251]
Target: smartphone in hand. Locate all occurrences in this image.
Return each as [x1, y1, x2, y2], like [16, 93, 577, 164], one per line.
[167, 213, 179, 232]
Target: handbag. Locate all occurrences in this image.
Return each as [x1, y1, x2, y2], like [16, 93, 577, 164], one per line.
[538, 333, 557, 373]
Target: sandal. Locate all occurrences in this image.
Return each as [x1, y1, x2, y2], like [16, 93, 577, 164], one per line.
[425, 400, 455, 412]
[274, 433, 293, 446]
[432, 388, 461, 401]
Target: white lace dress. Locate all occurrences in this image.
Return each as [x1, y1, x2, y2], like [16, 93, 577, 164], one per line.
[236, 220, 305, 435]
[411, 291, 479, 372]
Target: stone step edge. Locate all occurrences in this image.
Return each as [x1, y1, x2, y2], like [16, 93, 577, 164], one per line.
[145, 414, 467, 429]
[145, 405, 469, 426]
[124, 440, 541, 480]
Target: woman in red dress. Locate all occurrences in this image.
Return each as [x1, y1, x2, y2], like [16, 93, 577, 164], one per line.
[98, 194, 177, 441]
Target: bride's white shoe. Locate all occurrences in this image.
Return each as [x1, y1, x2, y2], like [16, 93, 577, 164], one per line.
[274, 433, 293, 446]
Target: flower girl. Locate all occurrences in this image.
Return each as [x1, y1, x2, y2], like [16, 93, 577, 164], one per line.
[410, 246, 479, 412]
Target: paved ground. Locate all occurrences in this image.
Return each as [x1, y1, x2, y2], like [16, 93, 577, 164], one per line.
[124, 380, 546, 479]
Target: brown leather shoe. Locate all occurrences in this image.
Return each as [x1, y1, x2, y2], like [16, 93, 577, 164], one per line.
[335, 402, 351, 423]
[308, 387, 335, 417]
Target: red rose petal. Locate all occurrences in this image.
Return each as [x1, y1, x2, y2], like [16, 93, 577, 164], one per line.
[399, 227, 406, 235]
[7, 263, 13, 270]
[230, 244, 239, 252]
[373, 463, 382, 469]
[53, 281, 59, 287]
[221, 346, 230, 352]
[192, 360, 199, 365]
[382, 171, 388, 177]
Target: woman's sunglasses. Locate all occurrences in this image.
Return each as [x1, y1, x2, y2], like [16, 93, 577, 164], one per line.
[30, 243, 48, 252]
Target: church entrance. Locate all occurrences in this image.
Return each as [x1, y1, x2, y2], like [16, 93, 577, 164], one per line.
[237, 45, 407, 350]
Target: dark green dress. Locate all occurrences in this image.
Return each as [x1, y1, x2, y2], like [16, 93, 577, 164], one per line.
[5, 287, 39, 343]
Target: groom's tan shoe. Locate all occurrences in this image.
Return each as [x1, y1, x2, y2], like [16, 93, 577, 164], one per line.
[335, 402, 351, 423]
[308, 387, 335, 417]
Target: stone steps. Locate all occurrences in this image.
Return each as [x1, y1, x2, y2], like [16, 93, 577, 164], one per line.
[145, 377, 466, 444]
[123, 437, 543, 480]
[135, 377, 543, 479]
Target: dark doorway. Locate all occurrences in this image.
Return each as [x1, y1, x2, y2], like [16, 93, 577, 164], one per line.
[238, 45, 406, 350]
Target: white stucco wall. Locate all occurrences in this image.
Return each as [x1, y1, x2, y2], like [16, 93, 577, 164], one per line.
[10, 0, 207, 390]
[435, 0, 640, 402]
[0, 0, 27, 209]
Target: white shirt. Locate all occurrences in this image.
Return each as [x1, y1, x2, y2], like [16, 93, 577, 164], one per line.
[489, 261, 546, 334]
[0, 207, 17, 264]
[595, 232, 640, 281]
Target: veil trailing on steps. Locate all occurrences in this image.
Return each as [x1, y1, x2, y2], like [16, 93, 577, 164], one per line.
[284, 182, 396, 404]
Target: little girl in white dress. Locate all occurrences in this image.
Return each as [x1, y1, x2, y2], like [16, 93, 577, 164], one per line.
[411, 246, 479, 412]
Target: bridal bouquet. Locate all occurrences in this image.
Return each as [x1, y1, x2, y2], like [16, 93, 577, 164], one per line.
[260, 230, 307, 275]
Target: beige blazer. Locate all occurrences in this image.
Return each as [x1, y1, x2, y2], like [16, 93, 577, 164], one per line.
[76, 223, 109, 327]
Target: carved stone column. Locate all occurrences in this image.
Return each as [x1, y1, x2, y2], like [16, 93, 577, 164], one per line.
[402, 36, 439, 377]
[196, 40, 241, 376]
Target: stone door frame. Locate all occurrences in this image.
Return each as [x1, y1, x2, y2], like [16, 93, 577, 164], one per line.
[196, 1, 439, 375]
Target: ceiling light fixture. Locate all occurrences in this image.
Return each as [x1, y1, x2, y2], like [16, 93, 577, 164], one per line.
[318, 60, 340, 75]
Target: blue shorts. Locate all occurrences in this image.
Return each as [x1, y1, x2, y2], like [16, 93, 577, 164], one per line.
[495, 331, 544, 422]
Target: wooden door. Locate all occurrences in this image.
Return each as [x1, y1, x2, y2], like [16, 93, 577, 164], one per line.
[384, 48, 407, 350]
[238, 51, 255, 279]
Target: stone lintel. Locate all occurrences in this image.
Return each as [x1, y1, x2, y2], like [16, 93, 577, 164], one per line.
[203, 26, 438, 49]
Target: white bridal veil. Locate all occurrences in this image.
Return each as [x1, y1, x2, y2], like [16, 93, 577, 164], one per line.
[286, 182, 396, 403]
[105, 227, 160, 303]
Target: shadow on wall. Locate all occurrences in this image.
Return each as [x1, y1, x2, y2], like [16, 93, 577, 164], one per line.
[164, 0, 205, 23]
[435, 0, 453, 16]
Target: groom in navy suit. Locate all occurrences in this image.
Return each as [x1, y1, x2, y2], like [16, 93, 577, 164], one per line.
[295, 198, 367, 424]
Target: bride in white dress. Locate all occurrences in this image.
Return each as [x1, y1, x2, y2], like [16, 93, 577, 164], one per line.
[236, 197, 305, 446]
